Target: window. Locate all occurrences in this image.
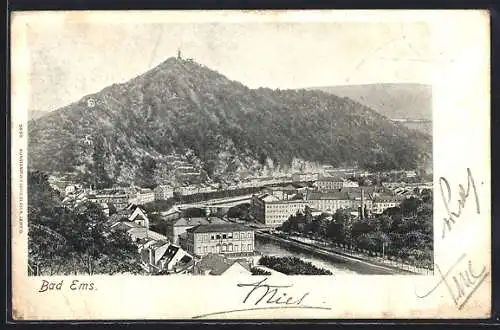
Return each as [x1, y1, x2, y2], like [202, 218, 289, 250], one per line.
[234, 232, 239, 239]
[216, 234, 221, 239]
[222, 244, 227, 252]
[204, 246, 208, 253]
[241, 244, 246, 251]
[234, 244, 239, 252]
[211, 235, 215, 240]
[228, 244, 233, 252]
[222, 234, 227, 239]
[228, 232, 233, 239]
[248, 244, 252, 251]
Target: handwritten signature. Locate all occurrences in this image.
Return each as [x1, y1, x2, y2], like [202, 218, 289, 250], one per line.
[238, 277, 310, 306]
[439, 168, 480, 239]
[416, 253, 489, 310]
[192, 278, 330, 319]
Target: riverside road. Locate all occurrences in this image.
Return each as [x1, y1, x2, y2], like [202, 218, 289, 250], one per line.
[255, 232, 415, 275]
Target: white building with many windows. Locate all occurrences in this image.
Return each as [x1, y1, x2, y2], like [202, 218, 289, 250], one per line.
[250, 193, 309, 227]
[181, 223, 255, 257]
[372, 195, 406, 214]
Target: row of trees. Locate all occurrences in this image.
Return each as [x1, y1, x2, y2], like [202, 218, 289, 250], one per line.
[28, 171, 145, 275]
[258, 256, 332, 275]
[278, 193, 433, 268]
[250, 267, 272, 275]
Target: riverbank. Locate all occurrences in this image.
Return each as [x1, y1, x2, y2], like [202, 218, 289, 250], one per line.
[287, 235, 432, 275]
[256, 232, 416, 275]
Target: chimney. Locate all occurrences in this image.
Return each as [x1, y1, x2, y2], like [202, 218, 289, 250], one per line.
[360, 189, 365, 220]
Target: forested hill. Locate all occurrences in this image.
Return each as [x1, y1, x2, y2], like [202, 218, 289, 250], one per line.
[28, 57, 432, 186]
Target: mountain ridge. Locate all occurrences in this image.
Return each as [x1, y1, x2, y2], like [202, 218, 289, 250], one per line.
[28, 57, 432, 187]
[307, 83, 432, 119]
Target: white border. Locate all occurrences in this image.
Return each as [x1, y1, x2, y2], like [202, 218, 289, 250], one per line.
[10, 10, 491, 320]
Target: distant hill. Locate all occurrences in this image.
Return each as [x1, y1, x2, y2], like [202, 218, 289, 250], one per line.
[28, 58, 432, 186]
[308, 83, 432, 135]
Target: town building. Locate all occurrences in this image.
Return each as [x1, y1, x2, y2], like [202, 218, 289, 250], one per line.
[264, 184, 299, 201]
[99, 203, 110, 217]
[64, 184, 83, 196]
[173, 186, 198, 196]
[140, 241, 193, 274]
[192, 253, 252, 276]
[315, 176, 345, 190]
[181, 223, 255, 258]
[305, 190, 373, 216]
[110, 220, 168, 244]
[62, 190, 90, 207]
[139, 240, 170, 272]
[308, 207, 323, 217]
[315, 176, 360, 190]
[292, 172, 319, 182]
[165, 216, 226, 245]
[372, 195, 406, 214]
[382, 182, 408, 190]
[250, 193, 309, 227]
[87, 189, 130, 210]
[161, 206, 182, 221]
[47, 175, 81, 195]
[128, 206, 149, 228]
[342, 180, 359, 188]
[405, 170, 418, 178]
[130, 188, 155, 205]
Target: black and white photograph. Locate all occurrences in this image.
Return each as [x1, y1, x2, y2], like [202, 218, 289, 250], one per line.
[11, 10, 490, 320]
[25, 16, 435, 277]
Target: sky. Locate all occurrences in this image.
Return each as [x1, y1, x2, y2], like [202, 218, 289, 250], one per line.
[25, 17, 431, 112]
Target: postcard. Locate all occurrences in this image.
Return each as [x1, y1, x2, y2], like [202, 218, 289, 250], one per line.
[10, 10, 491, 320]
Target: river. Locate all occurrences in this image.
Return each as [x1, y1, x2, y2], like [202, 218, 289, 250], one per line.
[255, 235, 359, 275]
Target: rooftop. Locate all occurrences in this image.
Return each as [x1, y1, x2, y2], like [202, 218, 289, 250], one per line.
[194, 253, 250, 275]
[261, 195, 281, 202]
[187, 223, 253, 234]
[266, 198, 308, 204]
[173, 217, 226, 227]
[307, 191, 352, 200]
[269, 184, 297, 191]
[111, 221, 141, 231]
[341, 186, 379, 194]
[127, 227, 168, 241]
[158, 244, 180, 263]
[317, 176, 344, 182]
[373, 195, 406, 202]
[90, 190, 129, 197]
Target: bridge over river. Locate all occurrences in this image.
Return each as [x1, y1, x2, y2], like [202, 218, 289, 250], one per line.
[157, 194, 420, 275]
[175, 194, 254, 210]
[159, 194, 254, 217]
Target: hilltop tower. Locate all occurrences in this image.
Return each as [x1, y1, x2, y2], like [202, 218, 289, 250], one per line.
[177, 48, 182, 60]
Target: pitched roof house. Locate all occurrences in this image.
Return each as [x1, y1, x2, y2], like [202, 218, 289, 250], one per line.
[139, 241, 193, 274]
[165, 216, 226, 244]
[128, 206, 149, 228]
[193, 253, 251, 276]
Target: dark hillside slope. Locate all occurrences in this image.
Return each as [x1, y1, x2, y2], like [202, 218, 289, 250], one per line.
[28, 57, 432, 185]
